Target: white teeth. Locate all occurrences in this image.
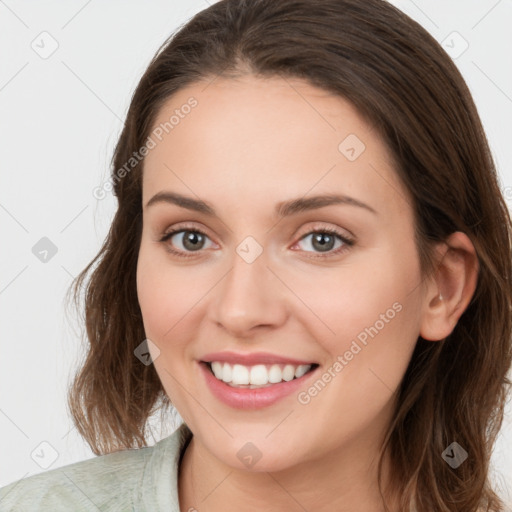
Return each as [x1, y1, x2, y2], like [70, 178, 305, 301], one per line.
[250, 364, 268, 385]
[295, 364, 310, 378]
[221, 362, 232, 383]
[268, 364, 282, 383]
[232, 364, 249, 385]
[207, 361, 314, 387]
[211, 361, 222, 379]
[282, 364, 295, 381]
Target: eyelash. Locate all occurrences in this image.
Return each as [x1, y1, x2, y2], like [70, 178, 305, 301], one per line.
[158, 223, 355, 259]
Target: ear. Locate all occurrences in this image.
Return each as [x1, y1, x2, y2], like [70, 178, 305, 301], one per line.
[419, 231, 479, 342]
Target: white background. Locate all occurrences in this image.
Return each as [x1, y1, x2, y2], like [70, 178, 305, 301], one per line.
[1, 0, 511, 504]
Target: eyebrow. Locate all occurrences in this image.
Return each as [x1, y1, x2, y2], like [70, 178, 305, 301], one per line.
[145, 191, 378, 217]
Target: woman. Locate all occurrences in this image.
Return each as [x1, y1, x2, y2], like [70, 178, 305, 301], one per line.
[1, 0, 510, 510]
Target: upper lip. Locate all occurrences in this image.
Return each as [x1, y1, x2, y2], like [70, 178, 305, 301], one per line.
[200, 351, 317, 366]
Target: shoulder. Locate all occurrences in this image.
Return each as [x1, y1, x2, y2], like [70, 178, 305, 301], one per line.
[0, 423, 192, 511]
[0, 444, 152, 511]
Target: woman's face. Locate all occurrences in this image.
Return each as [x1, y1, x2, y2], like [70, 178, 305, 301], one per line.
[136, 75, 428, 472]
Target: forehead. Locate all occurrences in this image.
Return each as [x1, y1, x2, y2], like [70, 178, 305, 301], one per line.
[141, 75, 411, 220]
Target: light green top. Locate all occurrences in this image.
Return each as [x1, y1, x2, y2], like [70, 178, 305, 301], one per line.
[0, 422, 193, 511]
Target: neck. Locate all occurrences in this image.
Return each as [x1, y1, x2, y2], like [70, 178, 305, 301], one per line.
[178, 426, 398, 512]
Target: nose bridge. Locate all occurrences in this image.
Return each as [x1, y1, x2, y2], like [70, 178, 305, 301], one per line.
[211, 242, 286, 335]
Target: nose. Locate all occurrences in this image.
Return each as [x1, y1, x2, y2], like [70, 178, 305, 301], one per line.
[209, 247, 288, 338]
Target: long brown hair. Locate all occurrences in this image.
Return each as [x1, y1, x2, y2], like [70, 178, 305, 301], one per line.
[66, 0, 512, 510]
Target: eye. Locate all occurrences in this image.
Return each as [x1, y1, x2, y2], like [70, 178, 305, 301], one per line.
[291, 227, 355, 258]
[159, 225, 215, 258]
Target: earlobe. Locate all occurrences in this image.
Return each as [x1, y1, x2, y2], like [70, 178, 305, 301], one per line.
[419, 232, 479, 342]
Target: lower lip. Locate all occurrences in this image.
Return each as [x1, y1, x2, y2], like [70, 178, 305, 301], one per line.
[198, 362, 318, 409]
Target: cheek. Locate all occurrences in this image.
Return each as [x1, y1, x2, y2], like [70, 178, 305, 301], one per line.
[136, 261, 173, 340]
[292, 265, 419, 436]
[136, 247, 205, 342]
[136, 251, 200, 411]
[294, 252, 420, 368]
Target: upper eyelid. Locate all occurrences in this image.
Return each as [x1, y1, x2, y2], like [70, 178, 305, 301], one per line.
[163, 221, 353, 238]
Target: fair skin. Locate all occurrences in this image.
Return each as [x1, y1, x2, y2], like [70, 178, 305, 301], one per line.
[136, 75, 478, 511]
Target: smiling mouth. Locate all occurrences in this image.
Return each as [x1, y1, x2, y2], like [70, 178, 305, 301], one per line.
[202, 361, 319, 389]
